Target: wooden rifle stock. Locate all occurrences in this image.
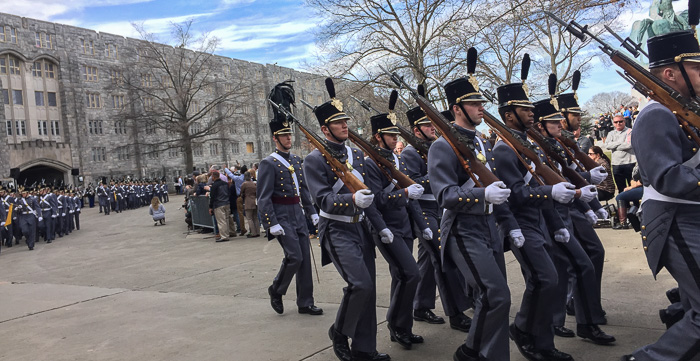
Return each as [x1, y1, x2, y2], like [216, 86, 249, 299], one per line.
[267, 100, 367, 192]
[526, 129, 590, 188]
[481, 112, 566, 185]
[556, 130, 600, 170]
[346, 129, 416, 189]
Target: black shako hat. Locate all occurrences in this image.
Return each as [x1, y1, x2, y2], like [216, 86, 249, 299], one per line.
[497, 83, 534, 109]
[556, 70, 582, 114]
[648, 30, 700, 68]
[445, 77, 487, 105]
[406, 106, 430, 127]
[269, 113, 292, 136]
[533, 99, 565, 123]
[314, 78, 350, 127]
[370, 114, 400, 135]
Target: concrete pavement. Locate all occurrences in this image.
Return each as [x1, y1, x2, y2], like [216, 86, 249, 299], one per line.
[0, 195, 677, 361]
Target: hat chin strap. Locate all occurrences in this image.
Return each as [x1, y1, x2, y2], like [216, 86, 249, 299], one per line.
[274, 136, 291, 152]
[327, 125, 345, 144]
[378, 133, 391, 151]
[457, 103, 476, 127]
[678, 63, 698, 99]
[510, 106, 528, 131]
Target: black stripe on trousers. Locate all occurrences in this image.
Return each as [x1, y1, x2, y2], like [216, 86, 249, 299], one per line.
[454, 233, 490, 353]
[518, 245, 541, 334]
[555, 242, 594, 325]
[379, 237, 408, 329]
[327, 231, 352, 333]
[669, 220, 700, 361]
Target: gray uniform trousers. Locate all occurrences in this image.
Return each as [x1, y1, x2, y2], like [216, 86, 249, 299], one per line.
[270, 202, 314, 308]
[633, 204, 700, 361]
[550, 204, 606, 327]
[40, 210, 54, 241]
[55, 207, 65, 236]
[18, 214, 37, 249]
[322, 218, 377, 353]
[413, 203, 470, 316]
[446, 214, 510, 360]
[375, 232, 420, 331]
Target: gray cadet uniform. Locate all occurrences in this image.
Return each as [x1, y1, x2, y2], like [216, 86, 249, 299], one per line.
[402, 108, 470, 319]
[258, 145, 318, 308]
[304, 140, 378, 353]
[16, 192, 41, 250]
[629, 31, 700, 359]
[430, 122, 518, 360]
[38, 190, 58, 242]
[97, 185, 110, 215]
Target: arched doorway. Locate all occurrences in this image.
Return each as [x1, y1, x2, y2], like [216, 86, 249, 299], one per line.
[19, 165, 65, 187]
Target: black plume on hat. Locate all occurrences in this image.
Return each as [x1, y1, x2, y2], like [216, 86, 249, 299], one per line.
[313, 77, 350, 127]
[407, 86, 430, 127]
[371, 91, 400, 135]
[533, 73, 565, 123]
[557, 70, 582, 114]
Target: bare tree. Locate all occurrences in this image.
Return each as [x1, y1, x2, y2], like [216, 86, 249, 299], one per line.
[113, 20, 250, 172]
[583, 90, 635, 116]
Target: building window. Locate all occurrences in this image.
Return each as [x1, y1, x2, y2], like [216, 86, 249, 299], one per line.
[189, 122, 201, 135]
[0, 58, 5, 74]
[110, 69, 122, 84]
[117, 147, 130, 160]
[92, 147, 106, 162]
[81, 39, 94, 55]
[45, 62, 55, 78]
[264, 141, 271, 152]
[35, 91, 44, 106]
[50, 120, 59, 135]
[37, 120, 47, 135]
[231, 142, 240, 154]
[193, 145, 203, 157]
[244, 124, 251, 134]
[145, 122, 156, 134]
[83, 66, 98, 82]
[1, 89, 8, 104]
[141, 74, 152, 87]
[0, 26, 18, 44]
[105, 43, 118, 59]
[6, 120, 11, 135]
[114, 120, 127, 134]
[209, 143, 219, 156]
[112, 95, 125, 109]
[35, 32, 54, 49]
[32, 62, 42, 77]
[86, 93, 101, 108]
[8, 57, 20, 75]
[89, 120, 103, 135]
[168, 148, 179, 158]
[12, 90, 23, 105]
[16, 120, 25, 135]
[47, 92, 57, 107]
[246, 142, 254, 153]
[143, 97, 154, 111]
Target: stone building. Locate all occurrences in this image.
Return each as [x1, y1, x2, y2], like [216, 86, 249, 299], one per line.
[0, 12, 378, 187]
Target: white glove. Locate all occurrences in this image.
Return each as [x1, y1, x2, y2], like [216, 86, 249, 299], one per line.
[484, 181, 511, 205]
[77, 208, 81, 212]
[584, 209, 598, 225]
[310, 214, 319, 226]
[406, 184, 424, 200]
[595, 208, 609, 220]
[554, 228, 570, 243]
[379, 228, 394, 244]
[353, 189, 374, 209]
[51, 215, 57, 218]
[589, 166, 607, 185]
[62, 213, 66, 217]
[422, 228, 433, 241]
[38, 217, 43, 222]
[579, 185, 598, 203]
[69, 210, 74, 214]
[269, 224, 285, 236]
[551, 182, 576, 204]
[509, 229, 525, 248]
[1, 222, 5, 227]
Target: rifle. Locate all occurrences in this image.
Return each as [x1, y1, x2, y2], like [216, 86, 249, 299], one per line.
[546, 11, 700, 146]
[350, 95, 431, 156]
[556, 129, 601, 170]
[301, 99, 416, 189]
[526, 128, 590, 188]
[380, 66, 499, 187]
[267, 99, 368, 193]
[603, 24, 648, 58]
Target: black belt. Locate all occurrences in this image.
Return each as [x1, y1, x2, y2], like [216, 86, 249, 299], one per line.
[271, 196, 300, 205]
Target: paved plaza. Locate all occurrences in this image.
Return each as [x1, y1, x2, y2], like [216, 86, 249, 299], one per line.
[0, 195, 677, 361]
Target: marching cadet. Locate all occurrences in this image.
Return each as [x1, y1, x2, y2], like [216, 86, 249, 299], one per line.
[38, 186, 58, 243]
[66, 189, 75, 233]
[97, 182, 110, 215]
[623, 30, 700, 361]
[301, 79, 389, 361]
[363, 106, 427, 350]
[162, 180, 169, 203]
[71, 190, 81, 231]
[493, 76, 576, 361]
[432, 74, 516, 361]
[403, 101, 473, 332]
[109, 181, 119, 214]
[16, 187, 41, 250]
[531, 93, 616, 345]
[258, 107, 323, 317]
[1, 187, 15, 247]
[54, 187, 67, 237]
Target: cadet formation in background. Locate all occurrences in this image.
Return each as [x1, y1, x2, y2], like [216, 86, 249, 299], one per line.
[3, 10, 700, 361]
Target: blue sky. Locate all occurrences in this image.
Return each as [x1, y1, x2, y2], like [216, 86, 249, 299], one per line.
[3, 0, 687, 105]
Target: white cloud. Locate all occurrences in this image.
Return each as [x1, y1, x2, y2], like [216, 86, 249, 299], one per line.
[4, 0, 153, 20]
[211, 20, 316, 51]
[85, 12, 214, 38]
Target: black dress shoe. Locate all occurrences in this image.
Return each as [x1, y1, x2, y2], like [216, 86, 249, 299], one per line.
[566, 299, 575, 316]
[328, 325, 353, 361]
[351, 350, 391, 361]
[47, 240, 52, 244]
[509, 323, 545, 361]
[576, 324, 616, 345]
[298, 305, 323, 315]
[414, 309, 445, 324]
[540, 348, 573, 361]
[667, 287, 681, 304]
[449, 313, 472, 332]
[387, 324, 412, 350]
[453, 344, 479, 361]
[268, 285, 283, 314]
[659, 308, 685, 329]
[554, 326, 575, 338]
[28, 246, 33, 250]
[408, 333, 423, 344]
[620, 355, 636, 361]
